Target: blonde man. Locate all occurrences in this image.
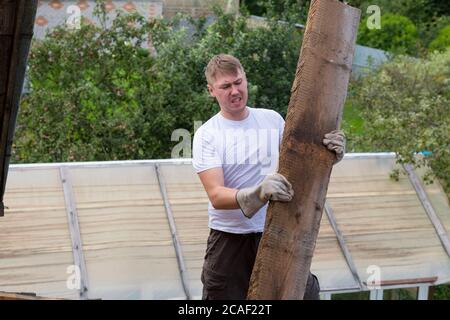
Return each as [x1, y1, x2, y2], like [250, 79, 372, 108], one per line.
[193, 54, 345, 300]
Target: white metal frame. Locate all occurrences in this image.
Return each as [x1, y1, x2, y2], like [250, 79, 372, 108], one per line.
[8, 152, 399, 171]
[417, 285, 429, 300]
[370, 289, 384, 300]
[322, 282, 433, 300]
[59, 167, 89, 299]
[155, 164, 191, 300]
[403, 163, 450, 257]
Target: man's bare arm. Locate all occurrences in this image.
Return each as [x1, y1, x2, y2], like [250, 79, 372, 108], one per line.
[197, 167, 240, 210]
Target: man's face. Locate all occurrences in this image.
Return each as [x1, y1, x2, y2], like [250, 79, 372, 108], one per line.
[208, 69, 248, 118]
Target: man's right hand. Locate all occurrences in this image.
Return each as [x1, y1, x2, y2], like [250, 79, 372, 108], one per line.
[236, 173, 294, 219]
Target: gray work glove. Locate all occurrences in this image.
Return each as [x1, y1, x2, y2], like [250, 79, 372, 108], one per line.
[236, 173, 294, 219]
[323, 130, 346, 164]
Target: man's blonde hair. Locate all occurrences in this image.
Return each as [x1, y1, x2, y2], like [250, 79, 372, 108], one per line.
[204, 54, 245, 85]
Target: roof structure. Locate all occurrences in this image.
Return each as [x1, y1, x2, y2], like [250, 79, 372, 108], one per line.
[0, 153, 449, 299]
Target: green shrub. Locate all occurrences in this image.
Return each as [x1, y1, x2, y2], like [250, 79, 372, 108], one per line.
[357, 13, 418, 55]
[352, 49, 450, 192]
[429, 25, 450, 52]
[13, 4, 301, 162]
[432, 284, 450, 300]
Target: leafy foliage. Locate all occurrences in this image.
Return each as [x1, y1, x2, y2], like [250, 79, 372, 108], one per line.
[429, 25, 450, 52]
[330, 0, 449, 56]
[347, 0, 439, 26]
[432, 284, 450, 300]
[240, 0, 310, 22]
[242, 0, 450, 56]
[357, 13, 418, 55]
[16, 12, 172, 162]
[13, 5, 301, 162]
[350, 49, 450, 191]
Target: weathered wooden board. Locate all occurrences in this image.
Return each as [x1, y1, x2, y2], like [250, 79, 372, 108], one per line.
[0, 0, 37, 216]
[248, 0, 361, 299]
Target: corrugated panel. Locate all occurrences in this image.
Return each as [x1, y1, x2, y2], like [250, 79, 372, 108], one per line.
[1, 156, 449, 299]
[329, 157, 450, 286]
[158, 163, 209, 299]
[0, 167, 77, 299]
[415, 166, 450, 240]
[159, 163, 363, 295]
[68, 165, 185, 299]
[311, 212, 360, 291]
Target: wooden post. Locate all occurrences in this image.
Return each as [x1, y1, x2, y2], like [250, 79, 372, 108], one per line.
[0, 0, 38, 216]
[247, 0, 360, 300]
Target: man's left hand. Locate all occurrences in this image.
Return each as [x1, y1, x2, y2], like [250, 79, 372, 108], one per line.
[323, 130, 345, 164]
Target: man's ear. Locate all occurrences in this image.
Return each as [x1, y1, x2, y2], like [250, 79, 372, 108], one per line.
[207, 84, 215, 97]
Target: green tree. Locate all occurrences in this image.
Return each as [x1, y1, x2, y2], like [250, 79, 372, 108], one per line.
[357, 13, 418, 55]
[240, 0, 310, 22]
[351, 49, 450, 192]
[346, 0, 449, 55]
[13, 5, 301, 162]
[346, 0, 448, 25]
[429, 25, 450, 52]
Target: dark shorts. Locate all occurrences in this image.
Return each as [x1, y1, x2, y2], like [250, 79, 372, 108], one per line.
[201, 228, 320, 300]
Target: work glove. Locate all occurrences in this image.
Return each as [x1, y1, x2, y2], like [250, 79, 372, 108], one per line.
[236, 173, 294, 219]
[323, 130, 346, 164]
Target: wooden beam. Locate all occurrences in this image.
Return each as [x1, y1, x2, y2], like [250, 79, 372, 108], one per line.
[363, 277, 437, 287]
[60, 166, 90, 299]
[155, 164, 191, 300]
[0, 291, 62, 300]
[247, 0, 360, 300]
[0, 0, 37, 216]
[0, 0, 20, 217]
[403, 163, 450, 257]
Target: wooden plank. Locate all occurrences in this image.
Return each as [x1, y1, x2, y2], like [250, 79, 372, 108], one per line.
[0, 291, 62, 300]
[247, 0, 360, 300]
[0, 0, 37, 216]
[155, 164, 191, 300]
[59, 166, 89, 299]
[363, 277, 437, 286]
[0, 0, 21, 217]
[403, 163, 450, 256]
[324, 201, 363, 289]
[327, 191, 418, 198]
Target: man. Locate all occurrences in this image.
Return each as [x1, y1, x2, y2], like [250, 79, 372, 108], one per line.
[192, 54, 345, 300]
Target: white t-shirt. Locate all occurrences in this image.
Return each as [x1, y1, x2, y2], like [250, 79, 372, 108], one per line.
[192, 107, 285, 234]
